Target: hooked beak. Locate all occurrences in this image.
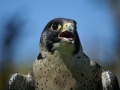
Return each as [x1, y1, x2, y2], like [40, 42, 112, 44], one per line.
[58, 22, 75, 44]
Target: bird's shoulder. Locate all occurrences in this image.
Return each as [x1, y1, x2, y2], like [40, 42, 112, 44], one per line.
[101, 70, 120, 90]
[6, 73, 35, 90]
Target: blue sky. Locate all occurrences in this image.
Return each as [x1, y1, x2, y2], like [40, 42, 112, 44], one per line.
[0, 1, 117, 66]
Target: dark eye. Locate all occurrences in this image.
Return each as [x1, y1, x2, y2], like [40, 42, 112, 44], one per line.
[51, 22, 61, 30]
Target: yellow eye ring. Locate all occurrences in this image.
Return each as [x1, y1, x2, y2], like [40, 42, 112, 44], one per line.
[51, 22, 61, 30]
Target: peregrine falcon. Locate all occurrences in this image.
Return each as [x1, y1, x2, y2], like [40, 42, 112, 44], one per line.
[6, 18, 120, 90]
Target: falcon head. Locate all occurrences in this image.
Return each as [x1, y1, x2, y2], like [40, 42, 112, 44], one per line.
[40, 18, 82, 55]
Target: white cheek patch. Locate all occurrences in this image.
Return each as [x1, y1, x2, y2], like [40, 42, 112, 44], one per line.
[52, 42, 75, 54]
[52, 43, 60, 50]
